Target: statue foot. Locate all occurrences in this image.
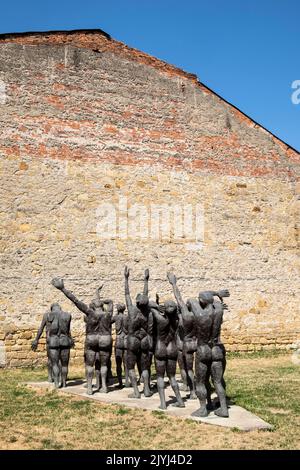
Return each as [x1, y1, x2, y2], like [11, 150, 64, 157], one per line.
[124, 382, 131, 388]
[214, 407, 229, 418]
[144, 390, 153, 398]
[158, 404, 167, 410]
[189, 392, 197, 400]
[192, 407, 208, 417]
[87, 388, 93, 395]
[99, 387, 108, 394]
[128, 392, 141, 399]
[172, 401, 185, 408]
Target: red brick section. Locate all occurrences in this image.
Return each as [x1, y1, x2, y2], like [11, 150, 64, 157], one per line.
[0, 30, 299, 179]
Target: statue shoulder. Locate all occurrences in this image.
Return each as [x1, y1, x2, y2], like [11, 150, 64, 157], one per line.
[186, 298, 199, 315]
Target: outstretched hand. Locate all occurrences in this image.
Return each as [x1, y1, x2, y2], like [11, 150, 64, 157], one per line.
[221, 302, 229, 311]
[218, 289, 230, 298]
[51, 277, 64, 290]
[31, 340, 38, 351]
[124, 266, 130, 279]
[167, 272, 177, 285]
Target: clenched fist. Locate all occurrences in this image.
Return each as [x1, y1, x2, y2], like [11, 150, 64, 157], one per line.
[51, 277, 64, 290]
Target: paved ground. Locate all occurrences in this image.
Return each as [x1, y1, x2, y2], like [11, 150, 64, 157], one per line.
[27, 378, 273, 432]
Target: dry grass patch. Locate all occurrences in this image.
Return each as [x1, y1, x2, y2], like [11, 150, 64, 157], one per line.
[0, 352, 299, 450]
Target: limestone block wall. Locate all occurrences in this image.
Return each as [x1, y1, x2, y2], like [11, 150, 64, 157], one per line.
[0, 31, 299, 367]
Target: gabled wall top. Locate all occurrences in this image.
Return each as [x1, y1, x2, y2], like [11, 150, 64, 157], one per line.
[0, 28, 299, 157]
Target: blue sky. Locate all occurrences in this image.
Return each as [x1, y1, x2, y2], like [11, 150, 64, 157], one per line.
[1, 0, 299, 151]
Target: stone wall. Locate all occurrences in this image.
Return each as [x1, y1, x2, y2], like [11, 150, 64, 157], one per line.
[0, 31, 299, 367]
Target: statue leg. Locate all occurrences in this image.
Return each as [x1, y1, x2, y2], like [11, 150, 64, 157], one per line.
[178, 349, 188, 391]
[46, 345, 53, 382]
[58, 359, 62, 386]
[49, 348, 60, 388]
[193, 346, 210, 417]
[137, 356, 142, 384]
[123, 349, 130, 387]
[168, 358, 185, 408]
[155, 357, 167, 410]
[85, 349, 96, 395]
[148, 351, 153, 383]
[193, 361, 209, 417]
[141, 351, 153, 397]
[222, 347, 227, 391]
[60, 348, 70, 388]
[211, 346, 228, 417]
[99, 350, 109, 393]
[127, 350, 141, 399]
[115, 347, 123, 388]
[95, 353, 101, 391]
[185, 351, 197, 399]
[205, 364, 213, 410]
[107, 345, 113, 381]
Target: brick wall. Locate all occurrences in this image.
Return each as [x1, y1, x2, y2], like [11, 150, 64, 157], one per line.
[0, 31, 299, 366]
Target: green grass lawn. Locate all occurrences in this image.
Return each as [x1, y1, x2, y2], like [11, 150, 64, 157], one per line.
[0, 352, 299, 450]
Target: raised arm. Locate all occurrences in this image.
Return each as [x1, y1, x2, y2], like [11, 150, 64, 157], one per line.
[124, 266, 132, 310]
[95, 283, 104, 303]
[51, 278, 91, 315]
[167, 272, 185, 311]
[31, 311, 48, 350]
[211, 289, 230, 300]
[167, 272, 194, 325]
[143, 268, 149, 296]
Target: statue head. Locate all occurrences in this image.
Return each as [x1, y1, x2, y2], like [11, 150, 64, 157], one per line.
[164, 300, 177, 315]
[198, 291, 214, 306]
[51, 303, 61, 314]
[117, 303, 126, 313]
[136, 293, 149, 309]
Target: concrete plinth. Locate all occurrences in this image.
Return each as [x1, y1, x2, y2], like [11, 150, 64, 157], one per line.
[27, 379, 273, 432]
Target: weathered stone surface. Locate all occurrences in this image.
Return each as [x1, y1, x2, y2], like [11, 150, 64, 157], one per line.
[0, 30, 299, 366]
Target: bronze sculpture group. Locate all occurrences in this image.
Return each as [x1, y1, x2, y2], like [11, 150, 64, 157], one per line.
[32, 268, 230, 418]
